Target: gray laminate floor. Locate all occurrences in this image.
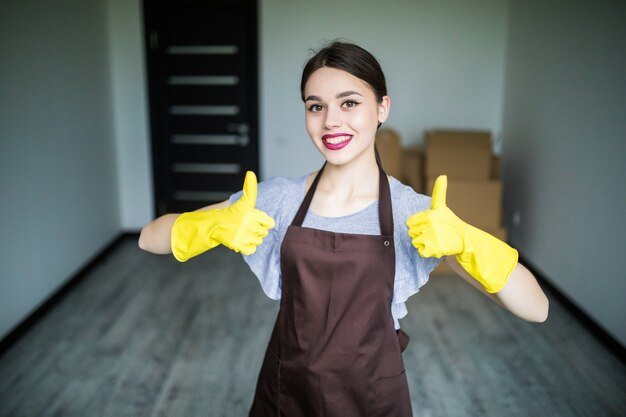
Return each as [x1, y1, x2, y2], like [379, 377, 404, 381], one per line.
[0, 236, 624, 416]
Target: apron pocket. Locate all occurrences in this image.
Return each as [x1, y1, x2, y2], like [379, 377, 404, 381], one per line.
[374, 369, 411, 416]
[249, 347, 281, 416]
[320, 359, 369, 417]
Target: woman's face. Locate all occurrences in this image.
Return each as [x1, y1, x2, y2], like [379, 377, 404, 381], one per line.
[303, 67, 390, 166]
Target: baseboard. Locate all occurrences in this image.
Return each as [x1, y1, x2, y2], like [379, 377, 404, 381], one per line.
[0, 232, 138, 358]
[520, 255, 625, 364]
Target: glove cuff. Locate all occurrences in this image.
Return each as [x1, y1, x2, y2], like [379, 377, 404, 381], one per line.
[456, 226, 519, 293]
[171, 211, 221, 262]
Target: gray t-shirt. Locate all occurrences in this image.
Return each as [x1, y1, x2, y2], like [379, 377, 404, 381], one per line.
[230, 174, 442, 329]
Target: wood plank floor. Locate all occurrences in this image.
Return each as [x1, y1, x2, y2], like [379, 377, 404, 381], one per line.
[0, 236, 624, 416]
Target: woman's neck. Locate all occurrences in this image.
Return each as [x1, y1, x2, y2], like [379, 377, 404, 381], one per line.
[322, 155, 378, 195]
[309, 146, 380, 217]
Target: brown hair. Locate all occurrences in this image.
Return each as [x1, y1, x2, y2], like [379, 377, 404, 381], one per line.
[300, 41, 388, 103]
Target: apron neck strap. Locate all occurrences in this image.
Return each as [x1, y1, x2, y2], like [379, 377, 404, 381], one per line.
[291, 151, 394, 236]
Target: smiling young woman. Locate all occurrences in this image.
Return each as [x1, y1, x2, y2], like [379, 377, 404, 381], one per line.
[138, 40, 549, 417]
[303, 67, 389, 168]
[303, 66, 391, 218]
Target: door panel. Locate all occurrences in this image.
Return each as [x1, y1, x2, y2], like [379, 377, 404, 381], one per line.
[144, 0, 258, 214]
[168, 86, 240, 105]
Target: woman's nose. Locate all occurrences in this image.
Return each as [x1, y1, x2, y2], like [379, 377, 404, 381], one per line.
[324, 105, 342, 129]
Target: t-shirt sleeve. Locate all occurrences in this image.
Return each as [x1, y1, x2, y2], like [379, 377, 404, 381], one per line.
[391, 179, 444, 309]
[230, 176, 303, 300]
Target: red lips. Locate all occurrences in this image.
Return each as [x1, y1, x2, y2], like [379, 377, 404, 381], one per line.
[322, 133, 353, 150]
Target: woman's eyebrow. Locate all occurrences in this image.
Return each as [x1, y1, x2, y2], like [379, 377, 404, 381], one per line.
[304, 95, 321, 102]
[336, 90, 363, 99]
[304, 91, 363, 102]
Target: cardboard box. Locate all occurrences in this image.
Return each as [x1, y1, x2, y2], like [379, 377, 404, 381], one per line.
[401, 145, 424, 193]
[491, 155, 501, 179]
[375, 128, 402, 179]
[426, 178, 502, 228]
[425, 129, 492, 148]
[431, 259, 452, 275]
[490, 226, 508, 241]
[430, 226, 508, 275]
[425, 130, 492, 180]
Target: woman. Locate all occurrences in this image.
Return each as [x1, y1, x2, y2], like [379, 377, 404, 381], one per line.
[139, 41, 549, 417]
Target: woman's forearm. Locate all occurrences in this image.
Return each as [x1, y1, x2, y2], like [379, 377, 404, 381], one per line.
[138, 199, 231, 256]
[138, 213, 180, 254]
[495, 262, 549, 323]
[446, 256, 549, 323]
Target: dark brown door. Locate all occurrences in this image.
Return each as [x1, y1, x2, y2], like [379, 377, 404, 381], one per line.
[143, 0, 258, 215]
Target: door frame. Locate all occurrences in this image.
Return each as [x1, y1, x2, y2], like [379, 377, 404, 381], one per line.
[142, 0, 259, 215]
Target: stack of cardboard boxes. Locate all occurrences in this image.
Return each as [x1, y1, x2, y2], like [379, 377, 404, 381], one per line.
[374, 128, 403, 180]
[376, 128, 506, 275]
[424, 129, 505, 274]
[375, 128, 424, 193]
[401, 144, 424, 194]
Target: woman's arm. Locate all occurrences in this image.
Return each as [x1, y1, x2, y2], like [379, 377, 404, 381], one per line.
[445, 256, 549, 323]
[407, 175, 549, 323]
[138, 200, 230, 255]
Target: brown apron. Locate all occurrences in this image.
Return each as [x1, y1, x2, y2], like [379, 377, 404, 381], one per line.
[249, 160, 413, 417]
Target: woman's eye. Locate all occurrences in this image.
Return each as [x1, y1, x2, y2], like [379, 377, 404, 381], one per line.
[342, 100, 360, 108]
[308, 104, 323, 112]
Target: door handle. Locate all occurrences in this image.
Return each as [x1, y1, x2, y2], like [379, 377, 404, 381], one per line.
[227, 122, 249, 134]
[227, 123, 250, 146]
[237, 135, 249, 146]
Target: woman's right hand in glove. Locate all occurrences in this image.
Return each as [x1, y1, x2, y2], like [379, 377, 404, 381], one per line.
[170, 171, 276, 261]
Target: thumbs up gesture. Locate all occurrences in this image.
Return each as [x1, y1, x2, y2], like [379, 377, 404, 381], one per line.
[406, 175, 518, 293]
[211, 171, 276, 255]
[171, 171, 275, 261]
[406, 175, 464, 258]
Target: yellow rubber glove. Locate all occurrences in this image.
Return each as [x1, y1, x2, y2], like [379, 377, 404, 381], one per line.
[171, 171, 275, 261]
[406, 175, 518, 293]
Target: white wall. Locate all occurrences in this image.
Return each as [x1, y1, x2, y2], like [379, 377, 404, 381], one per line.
[260, 0, 509, 178]
[107, 0, 153, 229]
[0, 0, 121, 338]
[501, 1, 626, 345]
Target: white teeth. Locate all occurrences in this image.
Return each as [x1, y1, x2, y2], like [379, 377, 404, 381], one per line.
[324, 135, 351, 144]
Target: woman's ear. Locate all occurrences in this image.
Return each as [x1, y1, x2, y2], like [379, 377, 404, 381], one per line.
[378, 96, 391, 124]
